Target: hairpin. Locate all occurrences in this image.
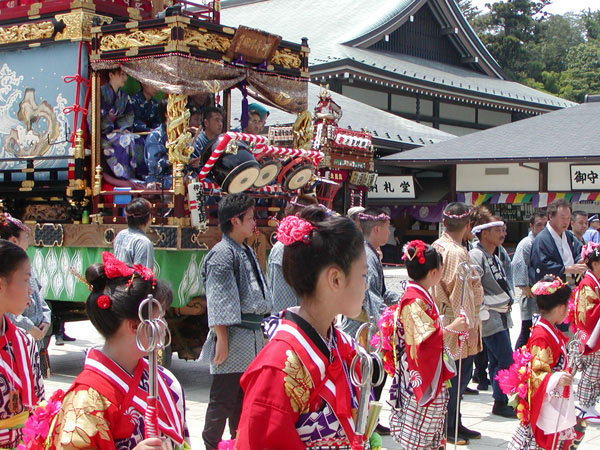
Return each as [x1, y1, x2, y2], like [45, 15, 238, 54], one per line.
[69, 268, 93, 292]
[581, 241, 600, 261]
[402, 240, 427, 264]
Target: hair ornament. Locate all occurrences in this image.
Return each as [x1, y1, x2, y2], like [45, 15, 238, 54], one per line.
[443, 210, 470, 219]
[97, 294, 111, 309]
[0, 212, 31, 233]
[581, 241, 600, 262]
[277, 216, 315, 246]
[471, 220, 505, 235]
[531, 276, 567, 296]
[402, 240, 427, 264]
[357, 212, 391, 221]
[288, 197, 307, 209]
[69, 268, 92, 292]
[102, 252, 155, 284]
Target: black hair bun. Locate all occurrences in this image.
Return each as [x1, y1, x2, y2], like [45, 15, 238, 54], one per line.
[86, 263, 107, 292]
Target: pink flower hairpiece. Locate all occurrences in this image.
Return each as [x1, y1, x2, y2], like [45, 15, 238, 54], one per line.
[531, 276, 567, 296]
[402, 240, 427, 264]
[0, 213, 30, 233]
[581, 241, 600, 262]
[357, 212, 391, 221]
[276, 216, 315, 246]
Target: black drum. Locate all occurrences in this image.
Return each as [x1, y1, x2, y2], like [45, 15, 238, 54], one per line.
[204, 138, 260, 193]
[254, 154, 282, 188]
[277, 157, 314, 191]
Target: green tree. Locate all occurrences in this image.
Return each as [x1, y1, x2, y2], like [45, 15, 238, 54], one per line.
[559, 40, 600, 102]
[475, 0, 551, 79]
[457, 0, 481, 22]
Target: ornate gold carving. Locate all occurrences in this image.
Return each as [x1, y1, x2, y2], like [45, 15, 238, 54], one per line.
[99, 28, 171, 51]
[224, 140, 238, 155]
[182, 29, 230, 52]
[166, 95, 193, 165]
[55, 11, 112, 41]
[274, 91, 292, 107]
[93, 165, 102, 196]
[271, 48, 302, 69]
[0, 21, 54, 45]
[283, 350, 313, 414]
[293, 110, 313, 149]
[173, 163, 186, 197]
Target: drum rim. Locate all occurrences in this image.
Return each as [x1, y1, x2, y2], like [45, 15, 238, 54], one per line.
[284, 165, 314, 191]
[222, 160, 260, 193]
[253, 161, 282, 188]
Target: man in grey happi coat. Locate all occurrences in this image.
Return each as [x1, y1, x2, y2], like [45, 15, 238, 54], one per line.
[200, 193, 272, 450]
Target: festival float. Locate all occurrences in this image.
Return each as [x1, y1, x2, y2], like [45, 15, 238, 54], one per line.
[0, 0, 318, 365]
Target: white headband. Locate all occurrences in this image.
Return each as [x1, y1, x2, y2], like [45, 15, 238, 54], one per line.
[472, 221, 504, 234]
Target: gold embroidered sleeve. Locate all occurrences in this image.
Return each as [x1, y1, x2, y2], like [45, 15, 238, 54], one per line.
[283, 350, 314, 414]
[401, 299, 437, 361]
[54, 388, 113, 450]
[530, 345, 554, 393]
[575, 285, 598, 326]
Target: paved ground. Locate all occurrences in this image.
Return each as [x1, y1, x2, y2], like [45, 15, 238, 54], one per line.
[43, 269, 600, 449]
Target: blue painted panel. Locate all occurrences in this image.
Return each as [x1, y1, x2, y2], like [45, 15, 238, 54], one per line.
[0, 41, 88, 181]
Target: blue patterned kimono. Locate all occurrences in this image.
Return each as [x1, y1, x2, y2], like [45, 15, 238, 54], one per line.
[100, 84, 147, 180]
[267, 241, 300, 312]
[344, 241, 399, 336]
[200, 234, 272, 374]
[144, 123, 172, 189]
[130, 91, 161, 132]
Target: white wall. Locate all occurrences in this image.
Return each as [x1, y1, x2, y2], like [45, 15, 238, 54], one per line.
[456, 163, 540, 191]
[439, 102, 476, 122]
[478, 108, 512, 126]
[342, 85, 388, 109]
[547, 162, 572, 191]
[439, 124, 479, 136]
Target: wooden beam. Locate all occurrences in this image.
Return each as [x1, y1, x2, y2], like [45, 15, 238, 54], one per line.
[461, 56, 479, 64]
[441, 27, 458, 35]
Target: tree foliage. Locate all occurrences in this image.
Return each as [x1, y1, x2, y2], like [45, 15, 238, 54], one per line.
[462, 1, 600, 102]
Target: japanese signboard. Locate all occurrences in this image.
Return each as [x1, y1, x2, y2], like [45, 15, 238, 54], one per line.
[368, 176, 415, 199]
[570, 165, 600, 190]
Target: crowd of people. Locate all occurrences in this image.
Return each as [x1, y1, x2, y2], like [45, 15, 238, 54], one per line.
[99, 68, 270, 191]
[0, 195, 599, 450]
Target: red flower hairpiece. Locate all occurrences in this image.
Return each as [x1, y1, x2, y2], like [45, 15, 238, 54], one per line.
[402, 240, 427, 264]
[102, 252, 155, 282]
[276, 216, 315, 246]
[97, 295, 111, 309]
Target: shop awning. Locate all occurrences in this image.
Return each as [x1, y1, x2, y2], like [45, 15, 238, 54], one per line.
[459, 192, 600, 208]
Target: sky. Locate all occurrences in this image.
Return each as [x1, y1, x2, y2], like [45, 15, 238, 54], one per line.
[471, 0, 599, 15]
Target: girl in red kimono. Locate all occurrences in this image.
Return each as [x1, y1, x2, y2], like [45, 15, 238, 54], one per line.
[235, 207, 370, 450]
[380, 240, 466, 449]
[505, 276, 576, 450]
[21, 252, 189, 450]
[0, 240, 44, 448]
[570, 242, 600, 422]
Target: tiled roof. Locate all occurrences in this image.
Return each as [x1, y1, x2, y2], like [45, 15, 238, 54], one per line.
[380, 101, 600, 163]
[222, 0, 575, 110]
[230, 82, 454, 147]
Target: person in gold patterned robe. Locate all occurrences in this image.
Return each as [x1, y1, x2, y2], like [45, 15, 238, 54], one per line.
[508, 276, 577, 450]
[236, 208, 369, 450]
[387, 240, 466, 449]
[570, 242, 600, 422]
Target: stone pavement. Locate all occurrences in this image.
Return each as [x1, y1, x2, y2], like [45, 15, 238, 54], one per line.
[44, 301, 600, 449]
